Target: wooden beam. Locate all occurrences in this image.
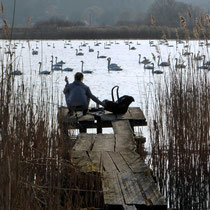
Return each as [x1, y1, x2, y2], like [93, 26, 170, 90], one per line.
[102, 172, 125, 206]
[112, 120, 133, 135]
[91, 134, 116, 152]
[118, 172, 146, 205]
[73, 133, 95, 151]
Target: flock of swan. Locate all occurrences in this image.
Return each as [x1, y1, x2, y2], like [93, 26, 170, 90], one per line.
[2, 39, 210, 76]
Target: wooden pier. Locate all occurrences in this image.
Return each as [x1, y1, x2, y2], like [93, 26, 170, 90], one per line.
[58, 107, 167, 209]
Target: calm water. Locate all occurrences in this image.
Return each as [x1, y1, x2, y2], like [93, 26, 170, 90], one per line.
[1, 39, 209, 147]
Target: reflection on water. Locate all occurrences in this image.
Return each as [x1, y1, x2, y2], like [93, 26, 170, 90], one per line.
[1, 39, 209, 147]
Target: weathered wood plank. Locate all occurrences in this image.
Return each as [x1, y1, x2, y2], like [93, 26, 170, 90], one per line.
[134, 173, 166, 206]
[87, 151, 102, 172]
[118, 172, 146, 205]
[108, 152, 131, 173]
[91, 134, 115, 152]
[129, 107, 146, 120]
[71, 151, 92, 172]
[101, 152, 118, 172]
[120, 151, 148, 173]
[73, 133, 95, 151]
[102, 172, 125, 205]
[116, 110, 133, 120]
[112, 120, 133, 135]
[115, 134, 136, 152]
[123, 205, 138, 210]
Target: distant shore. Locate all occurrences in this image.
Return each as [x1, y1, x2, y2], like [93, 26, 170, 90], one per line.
[0, 25, 203, 40]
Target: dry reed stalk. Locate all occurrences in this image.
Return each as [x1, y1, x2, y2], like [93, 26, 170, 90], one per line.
[0, 45, 103, 209]
[149, 55, 209, 209]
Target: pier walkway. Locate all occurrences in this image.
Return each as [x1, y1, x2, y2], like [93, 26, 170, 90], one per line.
[58, 107, 167, 209]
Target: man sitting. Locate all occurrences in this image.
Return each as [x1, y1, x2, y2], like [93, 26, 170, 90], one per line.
[63, 72, 105, 116]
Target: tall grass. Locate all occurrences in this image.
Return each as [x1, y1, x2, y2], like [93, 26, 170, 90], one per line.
[0, 50, 103, 209]
[149, 62, 209, 209]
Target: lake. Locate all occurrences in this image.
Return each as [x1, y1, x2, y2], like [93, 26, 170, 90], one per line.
[1, 39, 209, 148]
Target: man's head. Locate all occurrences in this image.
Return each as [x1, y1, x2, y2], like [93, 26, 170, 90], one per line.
[74, 72, 84, 81]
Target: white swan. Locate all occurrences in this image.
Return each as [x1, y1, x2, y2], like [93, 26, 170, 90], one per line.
[138, 54, 151, 65]
[81, 61, 93, 74]
[97, 51, 106, 59]
[38, 62, 51, 75]
[107, 58, 122, 71]
[88, 46, 94, 52]
[10, 70, 22, 75]
[175, 58, 186, 69]
[62, 67, 73, 72]
[144, 63, 154, 70]
[129, 45, 136, 50]
[197, 56, 208, 69]
[152, 68, 163, 74]
[76, 49, 84, 56]
[104, 43, 110, 49]
[157, 56, 170, 67]
[52, 57, 63, 71]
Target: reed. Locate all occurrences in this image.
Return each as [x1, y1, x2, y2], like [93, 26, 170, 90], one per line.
[0, 49, 103, 209]
[148, 56, 209, 209]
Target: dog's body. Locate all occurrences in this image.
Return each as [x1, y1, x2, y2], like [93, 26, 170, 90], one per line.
[103, 95, 134, 114]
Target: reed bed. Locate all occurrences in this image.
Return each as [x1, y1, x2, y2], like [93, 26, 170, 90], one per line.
[149, 59, 210, 209]
[0, 51, 103, 209]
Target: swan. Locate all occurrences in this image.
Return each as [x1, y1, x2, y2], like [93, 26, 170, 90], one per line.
[94, 41, 100, 46]
[129, 45, 136, 50]
[182, 49, 191, 56]
[192, 51, 202, 61]
[81, 61, 93, 74]
[97, 51, 106, 59]
[107, 58, 122, 71]
[38, 62, 51, 75]
[139, 54, 151, 65]
[32, 49, 38, 55]
[56, 60, 65, 65]
[144, 63, 154, 70]
[10, 70, 22, 75]
[157, 56, 170, 67]
[104, 43, 110, 49]
[88, 46, 94, 52]
[202, 55, 210, 66]
[152, 68, 163, 74]
[52, 56, 63, 71]
[175, 58, 186, 69]
[197, 55, 209, 69]
[76, 49, 84, 56]
[62, 67, 73, 72]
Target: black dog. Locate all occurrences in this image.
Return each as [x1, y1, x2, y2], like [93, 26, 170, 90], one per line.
[103, 95, 134, 114]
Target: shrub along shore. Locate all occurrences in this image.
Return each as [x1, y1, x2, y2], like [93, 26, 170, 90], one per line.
[0, 25, 208, 40]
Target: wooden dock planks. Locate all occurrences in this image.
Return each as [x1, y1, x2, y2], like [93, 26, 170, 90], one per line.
[67, 108, 166, 209]
[102, 172, 125, 205]
[91, 134, 115, 152]
[118, 172, 146, 205]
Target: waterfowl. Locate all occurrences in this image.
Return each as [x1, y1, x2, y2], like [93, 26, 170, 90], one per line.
[76, 49, 84, 56]
[138, 54, 151, 65]
[97, 51, 106, 59]
[107, 58, 122, 71]
[81, 61, 93, 74]
[175, 58, 186, 69]
[157, 56, 170, 67]
[144, 63, 154, 70]
[38, 62, 51, 75]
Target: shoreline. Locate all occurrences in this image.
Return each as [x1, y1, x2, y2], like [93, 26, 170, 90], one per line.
[0, 25, 208, 40]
